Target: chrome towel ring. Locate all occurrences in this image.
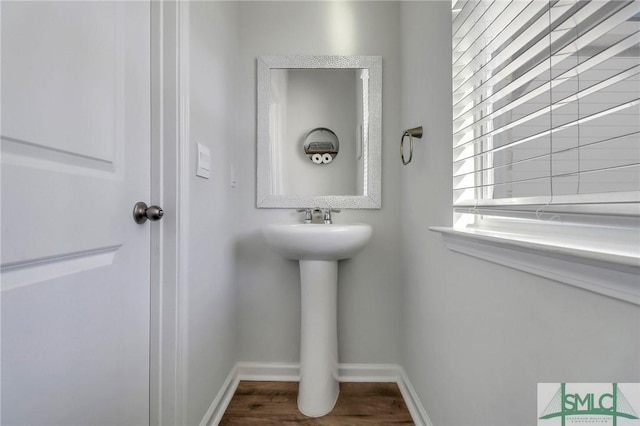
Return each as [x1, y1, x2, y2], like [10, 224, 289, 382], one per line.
[401, 126, 423, 165]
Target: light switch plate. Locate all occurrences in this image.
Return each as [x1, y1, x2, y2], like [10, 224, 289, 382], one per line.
[196, 143, 211, 179]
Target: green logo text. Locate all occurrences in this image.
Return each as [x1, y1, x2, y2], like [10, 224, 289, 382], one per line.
[539, 383, 639, 426]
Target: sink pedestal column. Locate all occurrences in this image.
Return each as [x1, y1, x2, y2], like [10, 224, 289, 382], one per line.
[297, 259, 339, 417]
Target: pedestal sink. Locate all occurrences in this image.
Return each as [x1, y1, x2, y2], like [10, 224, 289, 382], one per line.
[261, 223, 372, 417]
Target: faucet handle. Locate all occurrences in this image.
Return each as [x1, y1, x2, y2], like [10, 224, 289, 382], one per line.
[296, 208, 313, 223]
[322, 208, 340, 224]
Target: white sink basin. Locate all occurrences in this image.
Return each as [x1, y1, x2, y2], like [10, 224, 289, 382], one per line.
[262, 223, 372, 261]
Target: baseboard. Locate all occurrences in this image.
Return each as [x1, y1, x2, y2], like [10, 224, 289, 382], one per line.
[236, 361, 300, 381]
[201, 362, 432, 426]
[396, 367, 434, 426]
[200, 365, 240, 426]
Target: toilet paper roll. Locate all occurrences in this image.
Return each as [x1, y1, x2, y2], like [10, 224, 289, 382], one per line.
[312, 153, 323, 164]
[322, 153, 333, 164]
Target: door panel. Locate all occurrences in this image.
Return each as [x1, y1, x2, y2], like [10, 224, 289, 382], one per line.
[1, 2, 151, 425]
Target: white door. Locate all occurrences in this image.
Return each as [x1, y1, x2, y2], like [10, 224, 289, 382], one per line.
[1, 2, 152, 424]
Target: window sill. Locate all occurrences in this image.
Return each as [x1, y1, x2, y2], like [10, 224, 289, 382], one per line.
[430, 226, 640, 306]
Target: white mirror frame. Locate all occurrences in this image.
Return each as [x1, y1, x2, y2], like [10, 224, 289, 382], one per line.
[257, 55, 382, 209]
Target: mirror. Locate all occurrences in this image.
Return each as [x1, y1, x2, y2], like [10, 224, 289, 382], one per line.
[257, 55, 382, 209]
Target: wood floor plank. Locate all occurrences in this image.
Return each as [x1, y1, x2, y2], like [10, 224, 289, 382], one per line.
[219, 381, 414, 425]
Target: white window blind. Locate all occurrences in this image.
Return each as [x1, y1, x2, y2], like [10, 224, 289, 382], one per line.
[452, 0, 640, 227]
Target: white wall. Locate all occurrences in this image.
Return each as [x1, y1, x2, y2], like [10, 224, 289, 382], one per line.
[234, 1, 404, 366]
[400, 2, 640, 425]
[185, 2, 239, 424]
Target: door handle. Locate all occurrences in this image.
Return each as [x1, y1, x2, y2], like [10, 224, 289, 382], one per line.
[133, 201, 164, 224]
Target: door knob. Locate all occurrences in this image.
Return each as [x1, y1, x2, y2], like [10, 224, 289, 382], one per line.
[133, 201, 164, 224]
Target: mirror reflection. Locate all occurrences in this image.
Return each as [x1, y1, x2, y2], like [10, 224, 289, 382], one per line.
[269, 68, 364, 196]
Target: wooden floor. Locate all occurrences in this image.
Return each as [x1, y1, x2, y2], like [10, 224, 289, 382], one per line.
[219, 381, 415, 425]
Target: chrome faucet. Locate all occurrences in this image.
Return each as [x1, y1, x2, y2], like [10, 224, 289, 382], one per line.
[297, 208, 313, 223]
[296, 208, 341, 224]
[323, 208, 341, 224]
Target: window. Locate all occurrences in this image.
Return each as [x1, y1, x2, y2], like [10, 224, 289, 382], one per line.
[439, 0, 640, 304]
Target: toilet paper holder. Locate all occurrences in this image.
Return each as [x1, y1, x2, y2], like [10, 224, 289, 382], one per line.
[303, 127, 339, 165]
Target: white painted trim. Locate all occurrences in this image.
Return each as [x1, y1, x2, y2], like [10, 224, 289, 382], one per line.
[149, 1, 184, 424]
[149, 1, 163, 422]
[176, 2, 191, 426]
[200, 363, 432, 426]
[0, 6, 3, 424]
[431, 227, 640, 306]
[200, 365, 240, 426]
[236, 362, 300, 381]
[396, 368, 434, 426]
[338, 363, 401, 382]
